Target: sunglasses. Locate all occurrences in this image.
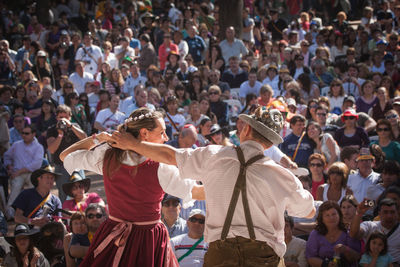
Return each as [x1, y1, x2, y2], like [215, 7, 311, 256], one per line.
[309, 163, 323, 167]
[317, 113, 327, 116]
[310, 104, 318, 109]
[163, 201, 179, 207]
[87, 213, 103, 219]
[65, 86, 73, 89]
[209, 91, 219, 95]
[80, 99, 88, 102]
[21, 131, 32, 135]
[344, 116, 356, 120]
[377, 127, 390, 132]
[386, 114, 398, 119]
[188, 217, 205, 224]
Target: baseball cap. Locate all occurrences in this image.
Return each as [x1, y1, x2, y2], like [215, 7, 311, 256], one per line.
[357, 147, 374, 161]
[188, 209, 205, 218]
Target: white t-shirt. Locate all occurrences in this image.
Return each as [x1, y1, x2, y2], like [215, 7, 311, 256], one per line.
[165, 113, 186, 135]
[170, 234, 208, 267]
[239, 80, 262, 98]
[75, 45, 103, 75]
[264, 145, 285, 163]
[102, 52, 118, 70]
[68, 72, 94, 95]
[95, 108, 126, 131]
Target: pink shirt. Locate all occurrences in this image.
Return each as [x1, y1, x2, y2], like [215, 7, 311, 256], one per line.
[62, 192, 102, 212]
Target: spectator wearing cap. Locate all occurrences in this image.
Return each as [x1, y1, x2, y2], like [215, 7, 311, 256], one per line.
[158, 32, 179, 71]
[185, 25, 206, 65]
[366, 160, 400, 202]
[114, 36, 135, 68]
[161, 194, 188, 238]
[4, 224, 49, 267]
[122, 59, 147, 97]
[280, 114, 314, 168]
[94, 95, 125, 133]
[12, 165, 62, 228]
[138, 33, 157, 74]
[290, 54, 311, 80]
[4, 124, 44, 219]
[267, 9, 288, 41]
[68, 62, 94, 95]
[74, 32, 102, 76]
[170, 209, 208, 267]
[219, 27, 248, 65]
[334, 109, 370, 149]
[346, 148, 380, 203]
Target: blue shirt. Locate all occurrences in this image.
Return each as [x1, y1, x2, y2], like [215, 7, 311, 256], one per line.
[12, 188, 62, 218]
[185, 35, 206, 63]
[4, 138, 44, 172]
[360, 253, 393, 267]
[9, 127, 22, 145]
[280, 133, 314, 168]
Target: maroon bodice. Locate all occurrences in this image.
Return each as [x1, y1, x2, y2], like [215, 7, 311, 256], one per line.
[102, 159, 165, 222]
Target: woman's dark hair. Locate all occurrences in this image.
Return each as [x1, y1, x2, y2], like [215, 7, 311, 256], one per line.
[327, 162, 349, 188]
[13, 236, 36, 266]
[198, 116, 211, 134]
[241, 93, 257, 114]
[340, 194, 358, 208]
[297, 73, 312, 94]
[65, 92, 78, 107]
[366, 232, 388, 256]
[373, 186, 400, 217]
[305, 121, 322, 147]
[315, 201, 347, 235]
[79, 92, 91, 122]
[376, 119, 394, 140]
[103, 108, 163, 177]
[305, 99, 318, 120]
[370, 144, 385, 173]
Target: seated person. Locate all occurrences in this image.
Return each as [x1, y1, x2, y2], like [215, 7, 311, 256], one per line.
[161, 194, 188, 239]
[4, 224, 49, 267]
[69, 204, 107, 265]
[13, 165, 62, 228]
[62, 171, 105, 213]
[64, 212, 88, 267]
[284, 214, 307, 267]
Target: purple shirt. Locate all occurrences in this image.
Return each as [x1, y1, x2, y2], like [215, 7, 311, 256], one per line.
[356, 96, 378, 114]
[4, 138, 44, 172]
[306, 230, 361, 265]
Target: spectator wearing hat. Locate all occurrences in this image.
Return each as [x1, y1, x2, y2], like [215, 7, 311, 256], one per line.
[4, 224, 49, 267]
[185, 25, 206, 65]
[68, 62, 94, 95]
[219, 27, 248, 65]
[162, 194, 188, 238]
[111, 106, 315, 266]
[280, 115, 315, 168]
[114, 36, 135, 68]
[158, 32, 179, 71]
[170, 209, 208, 267]
[32, 50, 54, 88]
[206, 124, 233, 146]
[138, 12, 156, 44]
[12, 165, 62, 228]
[334, 109, 370, 149]
[4, 124, 44, 219]
[62, 171, 104, 213]
[122, 59, 147, 97]
[346, 147, 380, 203]
[138, 33, 157, 74]
[74, 32, 102, 76]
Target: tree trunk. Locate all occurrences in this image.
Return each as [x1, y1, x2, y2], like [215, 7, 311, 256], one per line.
[217, 0, 243, 41]
[37, 0, 51, 25]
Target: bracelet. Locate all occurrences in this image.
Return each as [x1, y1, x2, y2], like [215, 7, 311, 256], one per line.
[92, 134, 99, 145]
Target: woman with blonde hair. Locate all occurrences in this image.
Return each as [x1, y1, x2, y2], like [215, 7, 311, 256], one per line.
[60, 108, 203, 266]
[105, 68, 124, 95]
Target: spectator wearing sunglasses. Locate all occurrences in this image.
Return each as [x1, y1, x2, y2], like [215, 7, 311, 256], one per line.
[334, 109, 370, 148]
[69, 203, 107, 265]
[161, 194, 188, 239]
[170, 209, 208, 267]
[370, 119, 400, 163]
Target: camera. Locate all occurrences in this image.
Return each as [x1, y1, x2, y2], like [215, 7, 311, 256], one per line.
[57, 120, 68, 132]
[364, 199, 375, 207]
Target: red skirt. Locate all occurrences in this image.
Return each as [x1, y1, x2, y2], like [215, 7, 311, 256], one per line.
[80, 219, 178, 267]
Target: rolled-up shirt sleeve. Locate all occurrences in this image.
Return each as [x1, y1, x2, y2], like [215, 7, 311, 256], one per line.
[158, 163, 196, 208]
[26, 143, 44, 172]
[63, 144, 109, 175]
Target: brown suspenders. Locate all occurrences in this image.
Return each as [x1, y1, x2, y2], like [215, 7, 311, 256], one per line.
[220, 146, 264, 241]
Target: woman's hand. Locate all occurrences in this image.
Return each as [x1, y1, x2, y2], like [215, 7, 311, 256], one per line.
[97, 132, 113, 144]
[30, 253, 40, 267]
[111, 131, 139, 151]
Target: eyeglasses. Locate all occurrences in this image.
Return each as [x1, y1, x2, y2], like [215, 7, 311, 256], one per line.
[162, 201, 179, 207]
[21, 131, 32, 135]
[386, 114, 398, 119]
[209, 91, 219, 95]
[377, 127, 390, 132]
[309, 163, 323, 167]
[86, 213, 103, 219]
[188, 217, 205, 224]
[344, 116, 356, 120]
[309, 104, 318, 109]
[317, 113, 327, 116]
[80, 99, 88, 102]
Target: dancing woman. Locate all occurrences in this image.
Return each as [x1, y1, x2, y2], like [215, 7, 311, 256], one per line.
[60, 107, 203, 267]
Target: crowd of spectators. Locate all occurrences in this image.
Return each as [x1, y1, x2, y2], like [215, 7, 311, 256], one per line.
[0, 0, 399, 266]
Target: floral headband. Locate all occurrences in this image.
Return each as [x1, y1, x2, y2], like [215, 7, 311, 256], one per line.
[124, 112, 153, 130]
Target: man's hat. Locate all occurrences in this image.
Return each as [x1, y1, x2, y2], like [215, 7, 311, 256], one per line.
[167, 50, 180, 61]
[238, 107, 284, 145]
[62, 171, 91, 197]
[37, 50, 46, 57]
[5, 224, 40, 247]
[357, 147, 375, 161]
[188, 209, 205, 218]
[31, 165, 61, 187]
[162, 194, 180, 204]
[344, 95, 356, 104]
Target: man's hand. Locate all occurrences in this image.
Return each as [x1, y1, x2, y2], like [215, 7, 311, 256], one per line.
[61, 118, 72, 128]
[111, 131, 139, 150]
[356, 198, 371, 216]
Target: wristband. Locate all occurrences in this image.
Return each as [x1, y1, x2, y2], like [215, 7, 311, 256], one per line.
[92, 134, 99, 145]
